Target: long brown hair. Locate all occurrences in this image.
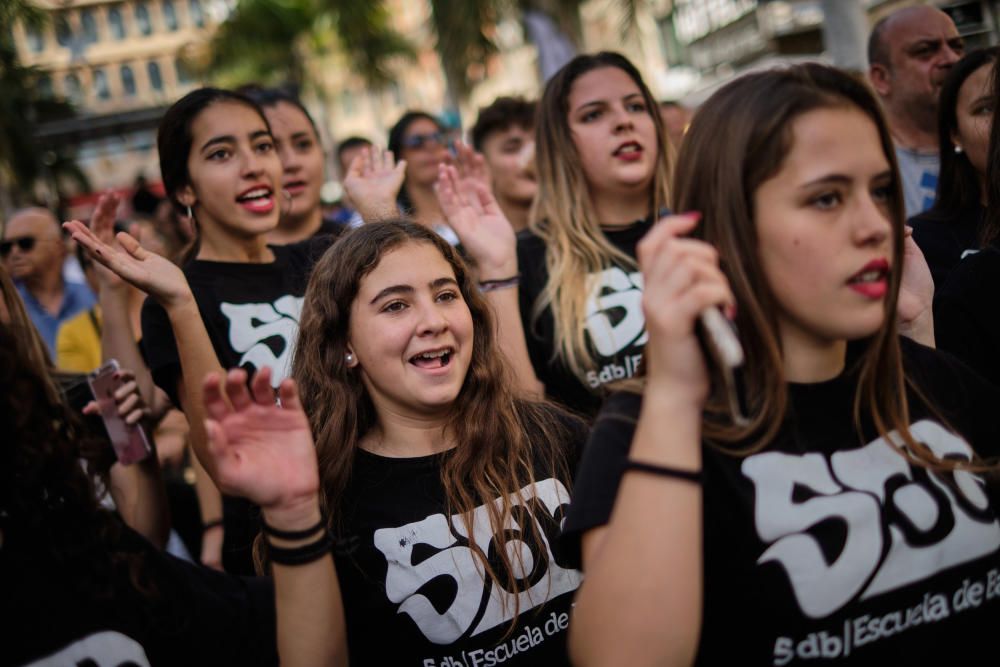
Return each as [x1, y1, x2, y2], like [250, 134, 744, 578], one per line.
[668, 63, 965, 471]
[530, 52, 673, 379]
[0, 264, 55, 387]
[292, 221, 576, 619]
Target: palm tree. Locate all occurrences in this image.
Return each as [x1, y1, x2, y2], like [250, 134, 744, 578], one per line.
[199, 0, 414, 90]
[201, 0, 640, 112]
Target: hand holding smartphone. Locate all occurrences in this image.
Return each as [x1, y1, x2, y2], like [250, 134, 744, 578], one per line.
[88, 360, 152, 465]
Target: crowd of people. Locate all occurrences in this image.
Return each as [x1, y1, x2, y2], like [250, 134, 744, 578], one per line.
[7, 3, 1000, 665]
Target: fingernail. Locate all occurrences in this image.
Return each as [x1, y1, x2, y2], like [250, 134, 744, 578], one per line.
[680, 210, 702, 222]
[725, 303, 737, 320]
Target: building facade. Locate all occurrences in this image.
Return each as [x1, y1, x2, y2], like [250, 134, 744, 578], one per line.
[13, 0, 221, 195]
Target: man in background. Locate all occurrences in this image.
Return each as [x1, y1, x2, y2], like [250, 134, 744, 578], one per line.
[869, 5, 964, 216]
[2, 207, 94, 355]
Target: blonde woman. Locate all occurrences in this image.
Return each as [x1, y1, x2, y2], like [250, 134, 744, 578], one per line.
[437, 52, 673, 416]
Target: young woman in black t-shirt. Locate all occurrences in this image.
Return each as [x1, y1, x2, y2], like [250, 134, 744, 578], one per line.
[564, 64, 1000, 666]
[66, 88, 338, 575]
[69, 217, 585, 664]
[436, 52, 674, 416]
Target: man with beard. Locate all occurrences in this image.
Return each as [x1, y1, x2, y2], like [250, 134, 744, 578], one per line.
[869, 5, 964, 216]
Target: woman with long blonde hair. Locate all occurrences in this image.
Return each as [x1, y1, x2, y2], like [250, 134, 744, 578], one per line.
[438, 52, 674, 416]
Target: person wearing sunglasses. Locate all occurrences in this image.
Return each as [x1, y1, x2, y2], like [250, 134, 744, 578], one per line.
[2, 207, 95, 356]
[386, 111, 460, 244]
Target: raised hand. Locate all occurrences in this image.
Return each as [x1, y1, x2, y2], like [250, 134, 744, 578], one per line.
[202, 367, 319, 514]
[638, 213, 734, 405]
[84, 192, 130, 292]
[897, 226, 935, 347]
[343, 145, 407, 222]
[434, 164, 517, 278]
[453, 140, 490, 190]
[63, 219, 192, 308]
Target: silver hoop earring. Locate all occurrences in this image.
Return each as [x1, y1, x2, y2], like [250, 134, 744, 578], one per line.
[186, 204, 194, 219]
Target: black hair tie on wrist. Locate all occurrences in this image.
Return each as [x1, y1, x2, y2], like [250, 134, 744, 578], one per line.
[267, 531, 334, 566]
[625, 460, 702, 484]
[261, 516, 326, 541]
[202, 518, 224, 532]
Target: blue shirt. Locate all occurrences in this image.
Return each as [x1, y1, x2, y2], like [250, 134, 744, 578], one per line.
[16, 280, 96, 356]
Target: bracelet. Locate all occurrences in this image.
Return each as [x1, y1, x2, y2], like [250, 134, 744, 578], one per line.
[261, 516, 325, 541]
[267, 530, 334, 566]
[479, 275, 520, 293]
[625, 460, 702, 484]
[202, 518, 224, 531]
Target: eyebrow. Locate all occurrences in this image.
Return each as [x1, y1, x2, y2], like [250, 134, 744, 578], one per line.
[200, 129, 271, 152]
[799, 170, 893, 188]
[369, 277, 458, 304]
[574, 92, 644, 113]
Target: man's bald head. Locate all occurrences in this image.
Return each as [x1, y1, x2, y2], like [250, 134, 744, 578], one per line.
[868, 5, 963, 133]
[2, 207, 66, 284]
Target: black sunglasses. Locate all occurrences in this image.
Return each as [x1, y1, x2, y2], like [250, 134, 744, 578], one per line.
[402, 131, 445, 150]
[0, 236, 37, 257]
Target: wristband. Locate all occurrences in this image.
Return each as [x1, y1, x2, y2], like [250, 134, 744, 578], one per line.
[202, 518, 224, 531]
[624, 460, 702, 484]
[261, 515, 325, 541]
[479, 275, 520, 293]
[267, 530, 334, 566]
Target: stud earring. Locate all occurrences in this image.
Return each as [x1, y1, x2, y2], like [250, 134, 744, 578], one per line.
[955, 145, 964, 154]
[345, 352, 354, 365]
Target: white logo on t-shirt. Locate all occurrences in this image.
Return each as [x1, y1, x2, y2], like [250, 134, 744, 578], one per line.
[584, 267, 647, 358]
[743, 420, 1000, 619]
[372, 478, 581, 644]
[220, 295, 304, 387]
[24, 631, 151, 666]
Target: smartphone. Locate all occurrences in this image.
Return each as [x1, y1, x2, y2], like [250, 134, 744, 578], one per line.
[88, 360, 152, 465]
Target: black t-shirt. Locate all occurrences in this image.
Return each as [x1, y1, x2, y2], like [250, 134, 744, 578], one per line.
[908, 204, 983, 289]
[935, 244, 1000, 388]
[141, 235, 336, 575]
[563, 338, 1000, 665]
[517, 220, 652, 417]
[332, 421, 586, 666]
[5, 520, 277, 667]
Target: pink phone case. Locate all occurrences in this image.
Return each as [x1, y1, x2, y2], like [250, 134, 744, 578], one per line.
[88, 360, 152, 465]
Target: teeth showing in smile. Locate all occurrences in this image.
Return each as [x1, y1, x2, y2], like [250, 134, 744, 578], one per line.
[238, 188, 271, 201]
[615, 143, 640, 155]
[410, 349, 453, 368]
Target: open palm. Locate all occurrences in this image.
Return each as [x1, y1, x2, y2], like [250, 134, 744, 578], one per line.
[434, 164, 516, 276]
[203, 367, 319, 510]
[63, 219, 191, 307]
[343, 146, 407, 222]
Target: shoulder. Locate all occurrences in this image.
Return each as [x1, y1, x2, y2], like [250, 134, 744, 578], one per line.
[518, 399, 589, 463]
[938, 245, 1000, 298]
[901, 336, 1000, 446]
[280, 234, 338, 273]
[516, 227, 546, 257]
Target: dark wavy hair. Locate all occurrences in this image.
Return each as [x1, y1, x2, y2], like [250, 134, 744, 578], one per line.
[291, 221, 577, 625]
[931, 48, 997, 220]
[0, 318, 163, 613]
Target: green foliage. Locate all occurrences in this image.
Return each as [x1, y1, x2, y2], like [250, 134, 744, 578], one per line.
[205, 0, 415, 90]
